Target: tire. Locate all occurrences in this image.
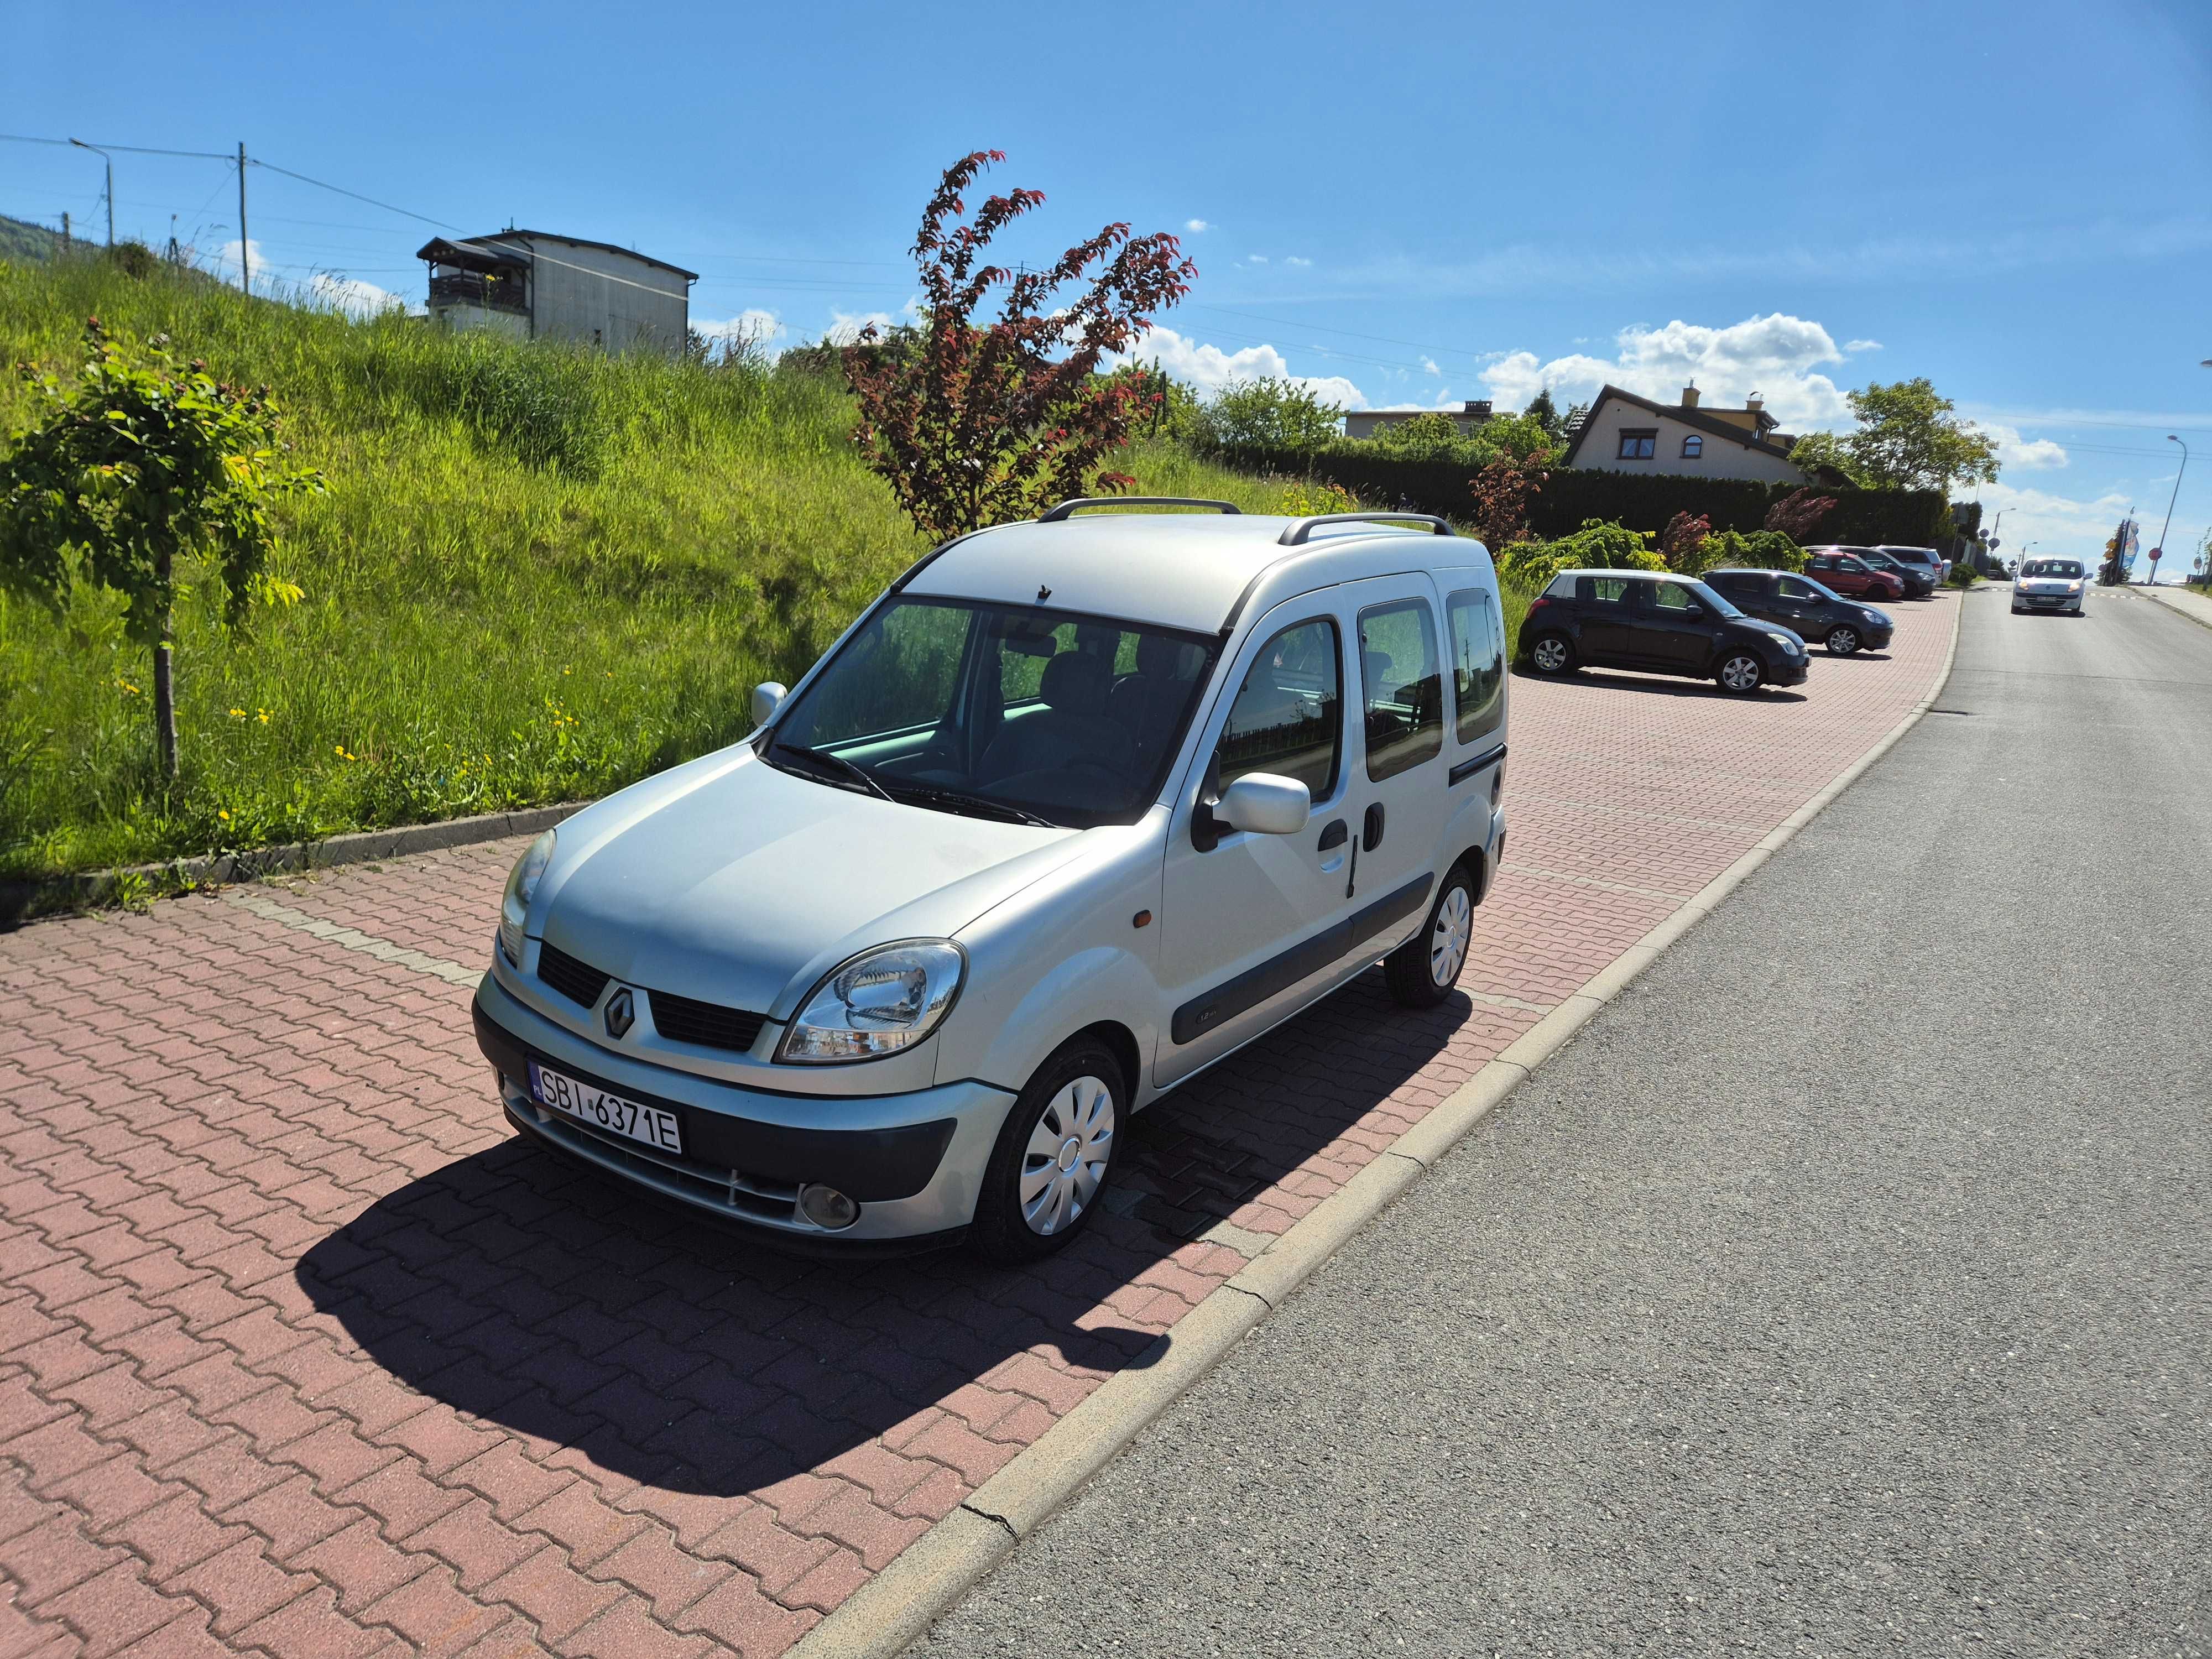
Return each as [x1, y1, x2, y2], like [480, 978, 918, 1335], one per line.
[1528, 633, 1577, 676]
[1824, 624, 1862, 656]
[1385, 863, 1477, 1009]
[970, 1035, 1124, 1264]
[1716, 651, 1764, 695]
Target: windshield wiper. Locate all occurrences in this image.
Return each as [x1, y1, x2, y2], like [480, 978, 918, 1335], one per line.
[886, 782, 1059, 828]
[771, 743, 896, 805]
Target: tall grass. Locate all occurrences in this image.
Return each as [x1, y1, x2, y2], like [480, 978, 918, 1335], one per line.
[0, 254, 1317, 877]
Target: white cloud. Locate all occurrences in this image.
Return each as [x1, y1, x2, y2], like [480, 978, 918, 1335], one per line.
[695, 308, 785, 353]
[823, 297, 919, 345]
[1285, 256, 1312, 268]
[1119, 326, 1366, 410]
[1984, 422, 2069, 470]
[1480, 312, 1853, 427]
[207, 238, 263, 289]
[1976, 481, 2133, 561]
[1245, 254, 1268, 265]
[1844, 338, 1883, 352]
[306, 271, 406, 317]
[1185, 218, 1211, 233]
[1420, 356, 1441, 376]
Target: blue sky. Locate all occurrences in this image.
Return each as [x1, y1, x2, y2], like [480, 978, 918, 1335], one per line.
[7, 0, 2210, 569]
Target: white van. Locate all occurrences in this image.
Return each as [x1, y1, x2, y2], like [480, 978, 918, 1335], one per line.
[472, 503, 1509, 1259]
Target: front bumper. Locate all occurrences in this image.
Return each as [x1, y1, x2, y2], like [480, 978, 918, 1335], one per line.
[1770, 656, 1811, 686]
[472, 971, 1017, 1244]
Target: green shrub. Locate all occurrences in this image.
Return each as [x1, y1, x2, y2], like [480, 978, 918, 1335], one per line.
[1693, 528, 1806, 575]
[1496, 519, 1665, 588]
[1179, 375, 1344, 456]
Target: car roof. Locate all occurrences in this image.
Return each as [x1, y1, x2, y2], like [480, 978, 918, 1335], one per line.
[902, 513, 1489, 634]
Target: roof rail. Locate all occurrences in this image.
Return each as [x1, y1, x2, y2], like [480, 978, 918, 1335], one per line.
[1039, 497, 1243, 522]
[1279, 512, 1453, 546]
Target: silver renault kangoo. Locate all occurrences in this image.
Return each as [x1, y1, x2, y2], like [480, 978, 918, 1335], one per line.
[2012, 556, 2086, 615]
[471, 502, 1510, 1260]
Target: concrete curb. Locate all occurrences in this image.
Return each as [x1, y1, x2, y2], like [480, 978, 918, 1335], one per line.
[788, 591, 1966, 1659]
[2122, 582, 2212, 633]
[0, 801, 589, 928]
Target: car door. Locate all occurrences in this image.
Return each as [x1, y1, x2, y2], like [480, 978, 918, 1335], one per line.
[1574, 574, 1636, 664]
[1156, 603, 1355, 1087]
[1775, 574, 1828, 634]
[1344, 576, 1451, 957]
[1629, 577, 1723, 672]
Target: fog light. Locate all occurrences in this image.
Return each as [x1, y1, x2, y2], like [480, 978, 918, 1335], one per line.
[797, 1184, 860, 1231]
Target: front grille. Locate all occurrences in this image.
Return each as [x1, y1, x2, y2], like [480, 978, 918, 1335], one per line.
[538, 941, 612, 1008]
[648, 989, 768, 1054]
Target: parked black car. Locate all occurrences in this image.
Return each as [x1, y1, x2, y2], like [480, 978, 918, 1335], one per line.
[1704, 567, 1895, 656]
[1850, 547, 1936, 598]
[1522, 569, 1811, 694]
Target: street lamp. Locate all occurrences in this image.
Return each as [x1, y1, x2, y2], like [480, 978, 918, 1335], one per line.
[67, 139, 113, 246]
[2153, 435, 2188, 586]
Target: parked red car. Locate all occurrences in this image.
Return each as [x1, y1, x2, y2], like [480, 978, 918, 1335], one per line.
[1803, 550, 1906, 601]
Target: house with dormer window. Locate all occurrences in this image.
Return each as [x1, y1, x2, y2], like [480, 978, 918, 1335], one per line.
[1562, 384, 1830, 482]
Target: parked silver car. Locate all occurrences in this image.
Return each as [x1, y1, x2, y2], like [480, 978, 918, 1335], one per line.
[472, 503, 1510, 1259]
[2012, 556, 2087, 615]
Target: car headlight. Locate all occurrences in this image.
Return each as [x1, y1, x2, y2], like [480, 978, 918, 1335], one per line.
[1763, 629, 1801, 653]
[776, 940, 966, 1063]
[498, 830, 556, 967]
[1861, 608, 1885, 625]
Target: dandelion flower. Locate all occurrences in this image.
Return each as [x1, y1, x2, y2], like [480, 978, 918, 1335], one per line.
[218, 810, 231, 821]
[229, 708, 246, 719]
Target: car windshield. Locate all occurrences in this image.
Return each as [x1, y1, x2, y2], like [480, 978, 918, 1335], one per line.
[765, 596, 1219, 829]
[2022, 560, 2083, 579]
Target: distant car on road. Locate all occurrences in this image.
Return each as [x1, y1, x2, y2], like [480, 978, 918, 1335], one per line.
[2013, 557, 2088, 615]
[1522, 569, 1811, 694]
[1805, 550, 1908, 602]
[1705, 568, 1895, 656]
[1850, 548, 1936, 598]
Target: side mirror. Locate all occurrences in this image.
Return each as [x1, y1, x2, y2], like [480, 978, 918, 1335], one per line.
[751, 682, 787, 726]
[1682, 602, 1704, 618]
[1214, 774, 1311, 836]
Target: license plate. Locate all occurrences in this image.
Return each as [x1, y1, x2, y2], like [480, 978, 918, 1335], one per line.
[529, 1061, 682, 1155]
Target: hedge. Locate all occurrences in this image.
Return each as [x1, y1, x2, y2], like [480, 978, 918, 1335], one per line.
[1204, 445, 1950, 547]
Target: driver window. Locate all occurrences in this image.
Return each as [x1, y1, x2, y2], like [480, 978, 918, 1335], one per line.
[1358, 599, 1443, 781]
[1647, 581, 1700, 612]
[1217, 618, 1341, 797]
[1778, 577, 1817, 599]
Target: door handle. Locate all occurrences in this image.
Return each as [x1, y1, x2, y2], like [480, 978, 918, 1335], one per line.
[1317, 819, 1348, 852]
[1363, 803, 1386, 852]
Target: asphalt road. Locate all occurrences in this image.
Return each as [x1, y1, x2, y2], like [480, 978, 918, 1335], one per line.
[911, 585, 2212, 1658]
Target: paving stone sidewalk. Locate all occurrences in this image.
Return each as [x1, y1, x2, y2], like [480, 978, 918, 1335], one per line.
[0, 594, 1954, 1658]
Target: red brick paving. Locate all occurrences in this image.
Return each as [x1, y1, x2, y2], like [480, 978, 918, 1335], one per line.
[0, 597, 1952, 1656]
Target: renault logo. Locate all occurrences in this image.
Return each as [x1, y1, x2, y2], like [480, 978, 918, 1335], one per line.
[604, 987, 635, 1039]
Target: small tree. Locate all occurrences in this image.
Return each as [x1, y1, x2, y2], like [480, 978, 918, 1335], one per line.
[0, 319, 321, 779]
[1468, 453, 1544, 549]
[1523, 388, 1563, 445]
[1660, 510, 1712, 572]
[1370, 411, 1464, 460]
[845, 151, 1197, 540]
[1764, 486, 1838, 541]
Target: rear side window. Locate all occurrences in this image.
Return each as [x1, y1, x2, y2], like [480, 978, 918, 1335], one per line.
[1645, 581, 1702, 613]
[1777, 577, 1819, 600]
[1542, 573, 1578, 599]
[1358, 599, 1444, 781]
[1577, 576, 1632, 603]
[1709, 572, 1753, 595]
[1217, 618, 1341, 799]
[1446, 588, 1504, 744]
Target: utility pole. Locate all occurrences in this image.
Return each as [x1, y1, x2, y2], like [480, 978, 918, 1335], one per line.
[2154, 436, 2188, 586]
[236, 142, 250, 294]
[61, 212, 70, 253]
[69, 139, 114, 244]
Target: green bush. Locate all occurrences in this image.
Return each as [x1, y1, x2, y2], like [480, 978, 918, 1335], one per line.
[1497, 519, 1666, 588]
[1178, 376, 1344, 456]
[1689, 528, 1806, 576]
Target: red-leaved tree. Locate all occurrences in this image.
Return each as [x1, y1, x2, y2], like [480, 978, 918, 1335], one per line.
[846, 152, 1198, 540]
[1764, 486, 1838, 541]
[1661, 510, 1712, 572]
[1468, 455, 1545, 549]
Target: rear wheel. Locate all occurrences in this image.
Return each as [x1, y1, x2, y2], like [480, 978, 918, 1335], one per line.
[1716, 651, 1764, 695]
[1824, 624, 1862, 656]
[971, 1036, 1123, 1264]
[1386, 864, 1476, 1009]
[1528, 633, 1577, 676]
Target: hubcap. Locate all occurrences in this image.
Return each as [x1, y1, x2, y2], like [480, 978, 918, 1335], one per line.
[1830, 628, 1858, 654]
[1721, 655, 1760, 691]
[1533, 637, 1567, 671]
[1019, 1075, 1115, 1237]
[1430, 883, 1473, 988]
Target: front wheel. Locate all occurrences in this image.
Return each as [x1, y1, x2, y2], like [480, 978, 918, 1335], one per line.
[1824, 625, 1862, 656]
[1528, 633, 1577, 676]
[1386, 863, 1477, 1009]
[971, 1036, 1124, 1264]
[1716, 651, 1764, 695]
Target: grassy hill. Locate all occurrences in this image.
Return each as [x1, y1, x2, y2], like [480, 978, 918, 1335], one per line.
[0, 253, 1306, 878]
[0, 215, 61, 264]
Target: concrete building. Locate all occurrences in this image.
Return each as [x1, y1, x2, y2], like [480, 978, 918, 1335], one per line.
[1344, 399, 1498, 441]
[1561, 384, 1812, 482]
[417, 231, 696, 354]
